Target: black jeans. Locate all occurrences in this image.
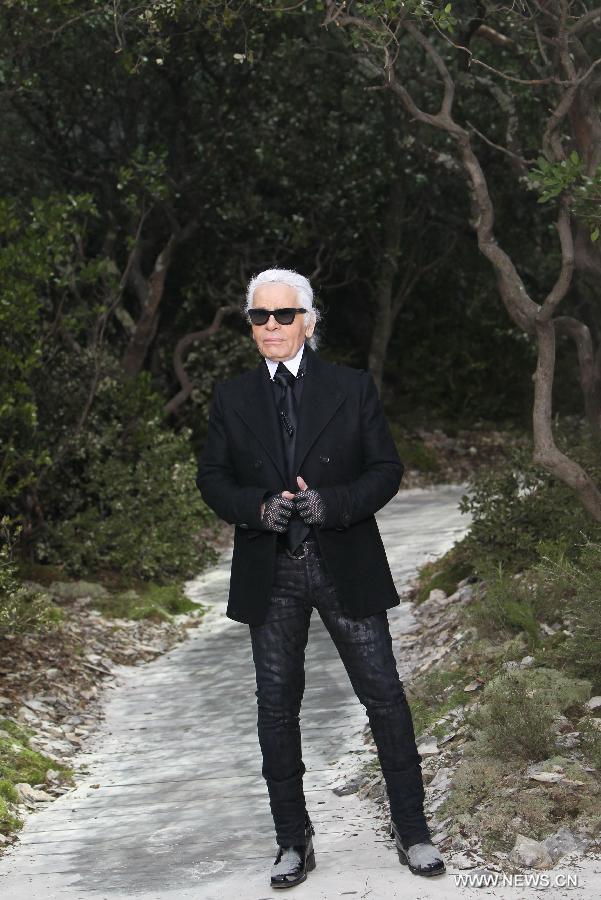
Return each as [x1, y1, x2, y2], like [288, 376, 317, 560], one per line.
[249, 539, 431, 849]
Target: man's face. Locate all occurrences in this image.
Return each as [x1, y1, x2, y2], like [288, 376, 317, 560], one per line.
[250, 282, 315, 362]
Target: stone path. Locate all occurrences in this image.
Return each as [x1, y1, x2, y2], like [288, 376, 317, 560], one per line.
[1, 485, 597, 899]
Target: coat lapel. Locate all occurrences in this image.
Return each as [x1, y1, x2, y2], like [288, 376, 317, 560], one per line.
[235, 358, 288, 484]
[232, 345, 346, 484]
[294, 346, 347, 473]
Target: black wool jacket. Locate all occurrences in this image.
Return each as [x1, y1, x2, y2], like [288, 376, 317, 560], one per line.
[195, 344, 404, 626]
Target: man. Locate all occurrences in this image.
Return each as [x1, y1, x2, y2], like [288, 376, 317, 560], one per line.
[195, 268, 445, 889]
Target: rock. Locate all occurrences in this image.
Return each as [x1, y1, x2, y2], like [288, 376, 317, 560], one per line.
[417, 737, 439, 756]
[44, 769, 63, 785]
[529, 771, 564, 783]
[542, 826, 588, 862]
[585, 696, 601, 712]
[428, 589, 448, 605]
[451, 851, 483, 869]
[520, 655, 535, 668]
[429, 768, 453, 791]
[556, 731, 580, 750]
[552, 714, 571, 733]
[14, 783, 54, 804]
[332, 775, 363, 796]
[509, 834, 554, 869]
[503, 660, 520, 671]
[22, 698, 52, 715]
[16, 706, 40, 725]
[463, 679, 483, 692]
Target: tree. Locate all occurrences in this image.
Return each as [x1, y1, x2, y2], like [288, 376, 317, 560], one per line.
[315, 0, 601, 520]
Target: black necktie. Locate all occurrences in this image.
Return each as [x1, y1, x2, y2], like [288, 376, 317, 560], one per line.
[273, 362, 309, 552]
[273, 363, 297, 444]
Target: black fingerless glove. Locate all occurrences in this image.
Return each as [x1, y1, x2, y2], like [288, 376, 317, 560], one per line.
[260, 493, 295, 533]
[294, 489, 326, 526]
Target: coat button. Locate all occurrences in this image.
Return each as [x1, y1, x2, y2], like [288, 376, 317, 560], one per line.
[253, 459, 263, 468]
[319, 455, 330, 463]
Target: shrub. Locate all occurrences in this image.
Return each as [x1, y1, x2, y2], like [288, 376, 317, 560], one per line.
[467, 667, 591, 761]
[31, 354, 217, 582]
[466, 670, 558, 760]
[0, 517, 62, 636]
[415, 543, 474, 604]
[459, 425, 601, 572]
[532, 541, 601, 690]
[465, 562, 540, 643]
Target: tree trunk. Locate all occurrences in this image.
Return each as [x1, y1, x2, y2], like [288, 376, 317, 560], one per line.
[368, 178, 404, 394]
[533, 319, 601, 519]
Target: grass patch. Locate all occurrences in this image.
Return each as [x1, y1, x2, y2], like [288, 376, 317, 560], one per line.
[439, 752, 600, 854]
[415, 544, 474, 605]
[407, 665, 472, 737]
[0, 717, 73, 836]
[466, 564, 540, 643]
[77, 582, 204, 623]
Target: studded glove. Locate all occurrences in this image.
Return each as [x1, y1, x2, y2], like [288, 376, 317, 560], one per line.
[260, 493, 295, 532]
[294, 489, 326, 526]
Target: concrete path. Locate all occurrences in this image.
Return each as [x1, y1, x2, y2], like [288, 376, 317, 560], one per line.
[1, 485, 596, 899]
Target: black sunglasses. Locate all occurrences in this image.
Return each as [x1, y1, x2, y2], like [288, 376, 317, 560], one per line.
[248, 307, 307, 326]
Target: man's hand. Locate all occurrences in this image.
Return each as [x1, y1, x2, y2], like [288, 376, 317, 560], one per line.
[294, 475, 326, 526]
[260, 491, 296, 532]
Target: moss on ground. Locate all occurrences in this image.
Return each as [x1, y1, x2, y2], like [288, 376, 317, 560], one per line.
[415, 545, 475, 605]
[0, 718, 74, 836]
[71, 582, 204, 623]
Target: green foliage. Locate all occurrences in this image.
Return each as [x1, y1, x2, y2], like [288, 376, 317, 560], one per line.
[466, 670, 558, 760]
[0, 517, 62, 636]
[0, 194, 107, 513]
[466, 563, 540, 642]
[407, 665, 470, 737]
[580, 719, 601, 771]
[459, 428, 601, 572]
[0, 717, 73, 836]
[532, 542, 601, 689]
[530, 153, 601, 241]
[530, 152, 583, 203]
[93, 583, 204, 621]
[180, 328, 259, 444]
[117, 146, 170, 217]
[415, 543, 474, 603]
[33, 355, 217, 581]
[387, 423, 441, 475]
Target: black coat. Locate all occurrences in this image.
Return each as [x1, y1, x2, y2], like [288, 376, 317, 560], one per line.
[195, 344, 404, 626]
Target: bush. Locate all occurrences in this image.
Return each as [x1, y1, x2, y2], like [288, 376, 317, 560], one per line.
[176, 328, 260, 446]
[532, 541, 601, 690]
[460, 424, 601, 572]
[466, 670, 558, 760]
[31, 352, 217, 582]
[465, 563, 540, 642]
[0, 517, 61, 636]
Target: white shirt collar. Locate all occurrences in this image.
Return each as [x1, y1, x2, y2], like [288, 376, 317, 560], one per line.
[265, 342, 305, 380]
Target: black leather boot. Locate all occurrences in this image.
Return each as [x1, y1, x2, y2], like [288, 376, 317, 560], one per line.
[270, 813, 316, 889]
[390, 820, 446, 877]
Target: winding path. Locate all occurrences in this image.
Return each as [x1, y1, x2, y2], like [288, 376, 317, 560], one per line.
[0, 485, 507, 899]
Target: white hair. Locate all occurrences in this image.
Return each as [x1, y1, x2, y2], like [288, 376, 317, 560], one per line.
[244, 267, 321, 350]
